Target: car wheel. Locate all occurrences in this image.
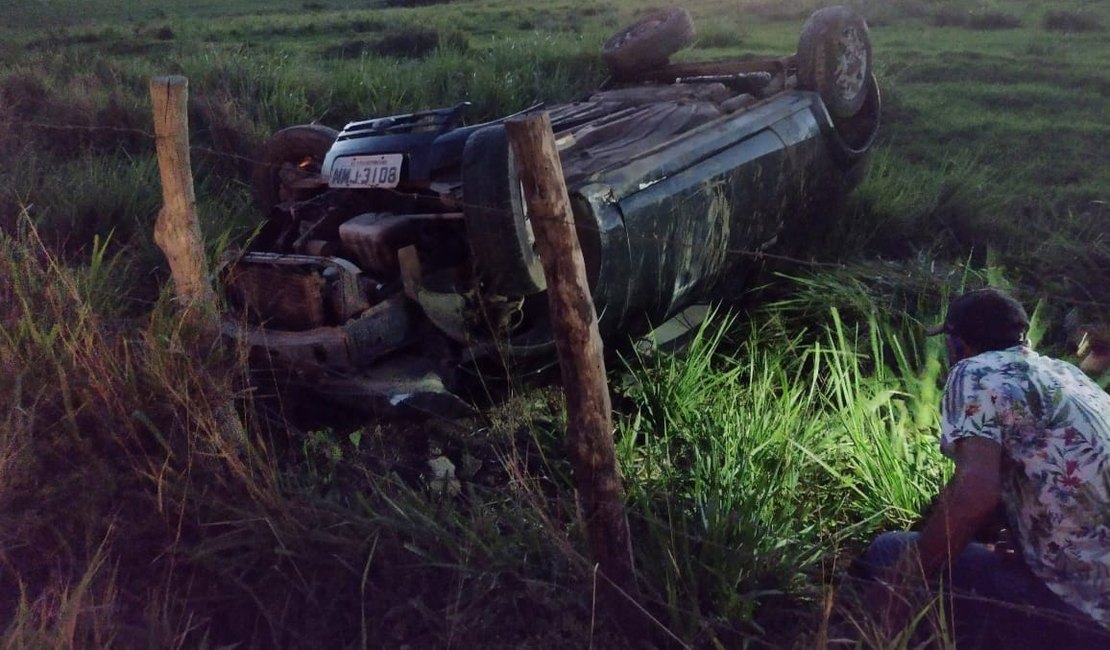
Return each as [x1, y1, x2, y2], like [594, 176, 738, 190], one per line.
[251, 124, 338, 219]
[462, 125, 546, 297]
[796, 6, 872, 120]
[601, 7, 696, 77]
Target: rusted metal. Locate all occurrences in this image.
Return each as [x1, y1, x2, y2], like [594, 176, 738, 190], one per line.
[301, 239, 337, 257]
[225, 257, 327, 329]
[229, 322, 352, 371]
[223, 253, 368, 329]
[226, 293, 414, 372]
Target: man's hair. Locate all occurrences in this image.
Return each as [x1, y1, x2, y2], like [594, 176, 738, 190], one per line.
[929, 288, 1030, 351]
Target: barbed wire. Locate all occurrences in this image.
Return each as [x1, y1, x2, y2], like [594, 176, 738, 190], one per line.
[4, 116, 1110, 310]
[0, 116, 853, 271]
[190, 144, 270, 166]
[0, 118, 157, 138]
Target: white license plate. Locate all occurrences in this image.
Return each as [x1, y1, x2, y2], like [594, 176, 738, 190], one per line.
[328, 154, 403, 188]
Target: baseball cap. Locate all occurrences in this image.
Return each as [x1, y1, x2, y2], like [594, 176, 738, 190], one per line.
[926, 288, 1029, 348]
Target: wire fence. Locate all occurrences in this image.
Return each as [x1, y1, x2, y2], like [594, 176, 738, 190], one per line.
[1, 116, 850, 271]
[3, 115, 1110, 314]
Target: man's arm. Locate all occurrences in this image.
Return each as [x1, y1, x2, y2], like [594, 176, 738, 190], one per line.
[906, 436, 1003, 578]
[864, 437, 1003, 633]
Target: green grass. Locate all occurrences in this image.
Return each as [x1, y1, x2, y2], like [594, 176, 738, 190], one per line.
[0, 224, 955, 646]
[0, 0, 388, 28]
[614, 308, 948, 644]
[2, 0, 1106, 307]
[1, 0, 1108, 646]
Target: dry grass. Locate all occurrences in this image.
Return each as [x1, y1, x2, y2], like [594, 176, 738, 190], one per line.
[0, 213, 611, 647]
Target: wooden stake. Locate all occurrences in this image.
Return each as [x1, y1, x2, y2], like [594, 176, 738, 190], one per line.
[149, 75, 218, 330]
[150, 75, 244, 443]
[504, 113, 641, 617]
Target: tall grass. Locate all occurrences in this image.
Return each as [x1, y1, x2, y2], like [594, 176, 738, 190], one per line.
[615, 307, 947, 645]
[0, 216, 608, 647]
[1, 212, 954, 647]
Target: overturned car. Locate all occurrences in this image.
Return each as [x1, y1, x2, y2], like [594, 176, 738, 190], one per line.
[225, 6, 881, 413]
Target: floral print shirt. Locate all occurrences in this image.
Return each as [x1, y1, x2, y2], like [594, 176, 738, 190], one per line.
[941, 345, 1110, 630]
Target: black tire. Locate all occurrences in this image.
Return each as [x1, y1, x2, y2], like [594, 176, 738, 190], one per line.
[601, 7, 696, 77]
[251, 124, 338, 219]
[796, 6, 872, 120]
[462, 125, 546, 297]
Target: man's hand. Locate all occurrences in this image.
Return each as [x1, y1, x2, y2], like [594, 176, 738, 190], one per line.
[859, 437, 1003, 640]
[913, 437, 1003, 577]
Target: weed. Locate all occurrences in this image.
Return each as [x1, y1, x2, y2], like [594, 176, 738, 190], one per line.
[349, 17, 385, 33]
[0, 218, 613, 647]
[301, 428, 345, 485]
[373, 27, 440, 59]
[322, 27, 469, 60]
[848, 0, 931, 26]
[744, 0, 817, 22]
[614, 305, 948, 643]
[0, 72, 50, 119]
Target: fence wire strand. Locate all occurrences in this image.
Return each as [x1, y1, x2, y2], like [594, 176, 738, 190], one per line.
[1, 116, 852, 270]
[4, 115, 1110, 310]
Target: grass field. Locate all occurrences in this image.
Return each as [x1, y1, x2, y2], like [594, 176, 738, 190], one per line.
[2, 0, 382, 27]
[1, 0, 1108, 647]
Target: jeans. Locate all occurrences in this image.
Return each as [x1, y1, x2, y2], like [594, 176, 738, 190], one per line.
[852, 531, 1109, 649]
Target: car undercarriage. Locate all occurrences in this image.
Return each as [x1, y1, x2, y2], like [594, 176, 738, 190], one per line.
[224, 6, 881, 414]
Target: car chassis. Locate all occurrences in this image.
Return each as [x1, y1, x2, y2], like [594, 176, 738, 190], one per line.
[225, 6, 881, 415]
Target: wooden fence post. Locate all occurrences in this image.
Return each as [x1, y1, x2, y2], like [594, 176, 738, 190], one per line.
[149, 75, 218, 330]
[149, 75, 244, 443]
[504, 113, 641, 621]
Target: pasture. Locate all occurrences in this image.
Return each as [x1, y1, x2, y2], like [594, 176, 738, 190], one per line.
[0, 0, 1107, 647]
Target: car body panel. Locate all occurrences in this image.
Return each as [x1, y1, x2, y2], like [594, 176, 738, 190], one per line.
[554, 88, 874, 338]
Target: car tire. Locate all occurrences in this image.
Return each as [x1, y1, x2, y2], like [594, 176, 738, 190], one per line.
[251, 124, 338, 219]
[462, 125, 547, 297]
[796, 6, 872, 120]
[601, 7, 696, 77]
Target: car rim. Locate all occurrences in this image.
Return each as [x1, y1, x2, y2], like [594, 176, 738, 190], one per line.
[833, 26, 867, 103]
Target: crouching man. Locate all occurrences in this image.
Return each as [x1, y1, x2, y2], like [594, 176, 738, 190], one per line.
[853, 288, 1110, 647]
